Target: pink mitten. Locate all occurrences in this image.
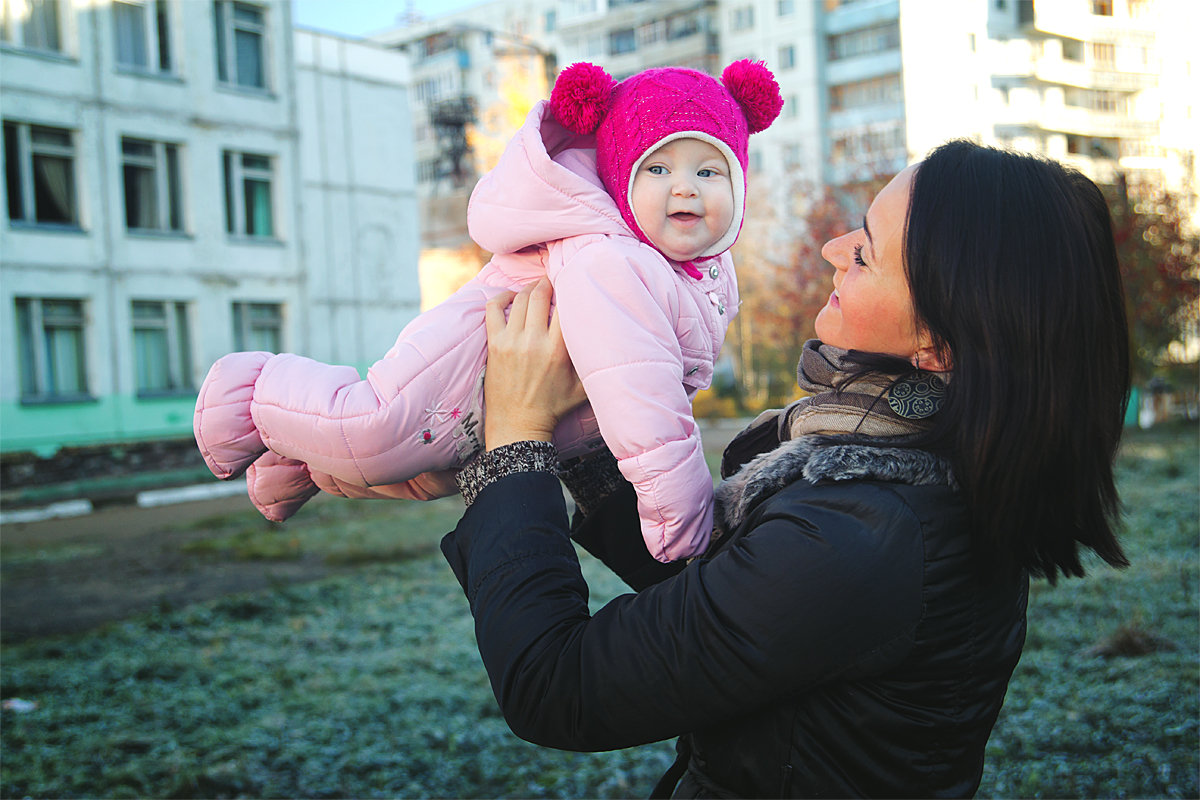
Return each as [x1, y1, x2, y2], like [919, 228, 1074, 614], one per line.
[245, 451, 321, 522]
[193, 351, 272, 480]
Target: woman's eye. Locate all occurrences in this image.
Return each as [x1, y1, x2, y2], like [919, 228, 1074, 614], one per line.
[853, 243, 867, 267]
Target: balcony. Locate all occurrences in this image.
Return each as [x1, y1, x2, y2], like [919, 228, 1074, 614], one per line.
[1031, 59, 1157, 91]
[994, 104, 1158, 139]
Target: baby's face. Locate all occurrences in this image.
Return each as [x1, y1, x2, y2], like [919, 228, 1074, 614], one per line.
[630, 138, 734, 262]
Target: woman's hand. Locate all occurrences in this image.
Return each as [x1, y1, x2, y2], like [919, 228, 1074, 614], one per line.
[483, 279, 588, 450]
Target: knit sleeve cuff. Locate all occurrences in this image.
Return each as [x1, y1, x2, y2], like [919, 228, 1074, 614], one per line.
[556, 448, 626, 518]
[455, 440, 560, 507]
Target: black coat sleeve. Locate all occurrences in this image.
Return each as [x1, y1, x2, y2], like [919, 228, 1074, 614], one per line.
[440, 470, 925, 752]
[569, 481, 686, 591]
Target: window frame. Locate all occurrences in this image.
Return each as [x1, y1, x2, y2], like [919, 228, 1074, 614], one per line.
[1, 0, 63, 53]
[730, 5, 755, 31]
[4, 119, 81, 228]
[121, 136, 184, 233]
[778, 44, 796, 69]
[14, 296, 92, 404]
[113, 0, 173, 75]
[131, 299, 193, 397]
[213, 0, 269, 92]
[222, 149, 276, 239]
[232, 301, 283, 352]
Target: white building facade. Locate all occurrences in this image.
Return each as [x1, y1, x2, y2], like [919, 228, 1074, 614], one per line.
[379, 0, 1194, 207]
[0, 1, 419, 458]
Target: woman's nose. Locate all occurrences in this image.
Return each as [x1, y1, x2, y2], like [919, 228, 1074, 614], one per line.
[821, 232, 855, 270]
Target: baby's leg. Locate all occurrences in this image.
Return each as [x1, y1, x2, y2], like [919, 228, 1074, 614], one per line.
[244, 451, 320, 522]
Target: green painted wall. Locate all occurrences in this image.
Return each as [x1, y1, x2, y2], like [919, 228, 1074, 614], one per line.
[1, 394, 196, 456]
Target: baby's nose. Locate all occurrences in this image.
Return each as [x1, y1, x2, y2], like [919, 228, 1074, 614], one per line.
[672, 179, 698, 197]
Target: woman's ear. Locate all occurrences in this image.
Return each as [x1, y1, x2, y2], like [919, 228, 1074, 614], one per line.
[913, 333, 952, 372]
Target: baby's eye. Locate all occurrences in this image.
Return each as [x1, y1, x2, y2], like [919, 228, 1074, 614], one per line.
[697, 168, 720, 178]
[647, 165, 668, 175]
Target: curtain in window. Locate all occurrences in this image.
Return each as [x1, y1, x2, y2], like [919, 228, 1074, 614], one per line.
[134, 327, 170, 391]
[166, 146, 182, 230]
[249, 325, 279, 352]
[44, 325, 85, 395]
[15, 300, 38, 396]
[244, 178, 272, 236]
[124, 162, 157, 229]
[114, 1, 148, 67]
[155, 0, 171, 70]
[32, 153, 73, 224]
[25, 0, 61, 51]
[213, 0, 228, 82]
[234, 27, 263, 88]
[4, 124, 23, 220]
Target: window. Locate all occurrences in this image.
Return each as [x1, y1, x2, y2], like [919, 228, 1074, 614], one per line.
[1091, 42, 1115, 66]
[778, 0, 795, 15]
[15, 297, 89, 401]
[223, 150, 274, 237]
[122, 137, 183, 232]
[778, 44, 795, 69]
[784, 94, 799, 117]
[666, 12, 700, 40]
[1065, 87, 1125, 113]
[1062, 37, 1083, 61]
[829, 74, 903, 111]
[132, 300, 192, 394]
[828, 21, 901, 60]
[114, 0, 172, 73]
[1, 0, 61, 51]
[4, 121, 78, 226]
[214, 1, 266, 90]
[731, 6, 754, 31]
[1092, 0, 1113, 15]
[638, 20, 665, 47]
[610, 27, 635, 55]
[232, 301, 282, 351]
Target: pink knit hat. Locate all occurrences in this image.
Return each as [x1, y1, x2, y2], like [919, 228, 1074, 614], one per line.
[550, 60, 783, 262]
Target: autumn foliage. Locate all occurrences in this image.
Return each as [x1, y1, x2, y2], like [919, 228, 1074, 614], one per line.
[1107, 179, 1200, 382]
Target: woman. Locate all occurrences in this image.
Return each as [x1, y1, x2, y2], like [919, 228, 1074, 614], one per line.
[440, 140, 1130, 797]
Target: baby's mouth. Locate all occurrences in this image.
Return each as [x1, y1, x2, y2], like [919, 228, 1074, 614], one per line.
[669, 212, 701, 223]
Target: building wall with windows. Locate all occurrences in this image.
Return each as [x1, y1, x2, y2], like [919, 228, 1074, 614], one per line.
[0, 2, 418, 456]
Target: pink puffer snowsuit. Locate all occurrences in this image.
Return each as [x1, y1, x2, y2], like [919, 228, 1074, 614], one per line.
[193, 101, 738, 562]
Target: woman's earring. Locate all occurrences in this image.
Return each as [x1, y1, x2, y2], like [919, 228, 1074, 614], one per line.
[888, 373, 946, 419]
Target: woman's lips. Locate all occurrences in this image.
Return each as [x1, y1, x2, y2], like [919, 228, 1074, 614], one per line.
[829, 290, 840, 308]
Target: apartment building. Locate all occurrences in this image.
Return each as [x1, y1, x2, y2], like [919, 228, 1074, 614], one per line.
[984, 0, 1172, 187]
[0, 1, 418, 458]
[382, 0, 1193, 203]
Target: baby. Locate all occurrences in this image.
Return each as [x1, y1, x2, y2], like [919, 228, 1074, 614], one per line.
[194, 60, 782, 562]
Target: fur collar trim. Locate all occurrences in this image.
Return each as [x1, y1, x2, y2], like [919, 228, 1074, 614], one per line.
[715, 436, 956, 533]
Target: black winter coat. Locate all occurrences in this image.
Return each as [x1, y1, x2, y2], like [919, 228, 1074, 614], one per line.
[440, 437, 1028, 798]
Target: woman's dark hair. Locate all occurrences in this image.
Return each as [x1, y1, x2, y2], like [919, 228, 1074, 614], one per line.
[902, 139, 1130, 581]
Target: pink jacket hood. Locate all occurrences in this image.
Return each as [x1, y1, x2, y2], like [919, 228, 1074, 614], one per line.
[468, 101, 631, 255]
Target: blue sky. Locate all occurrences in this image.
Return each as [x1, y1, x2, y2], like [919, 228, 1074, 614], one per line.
[292, 0, 488, 37]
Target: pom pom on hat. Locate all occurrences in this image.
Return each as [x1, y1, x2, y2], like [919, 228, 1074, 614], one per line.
[549, 62, 616, 134]
[721, 60, 784, 134]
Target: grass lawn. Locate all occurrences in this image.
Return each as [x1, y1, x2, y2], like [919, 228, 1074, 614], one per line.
[2, 423, 1196, 798]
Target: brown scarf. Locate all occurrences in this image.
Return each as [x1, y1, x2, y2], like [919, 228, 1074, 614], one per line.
[780, 339, 948, 440]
